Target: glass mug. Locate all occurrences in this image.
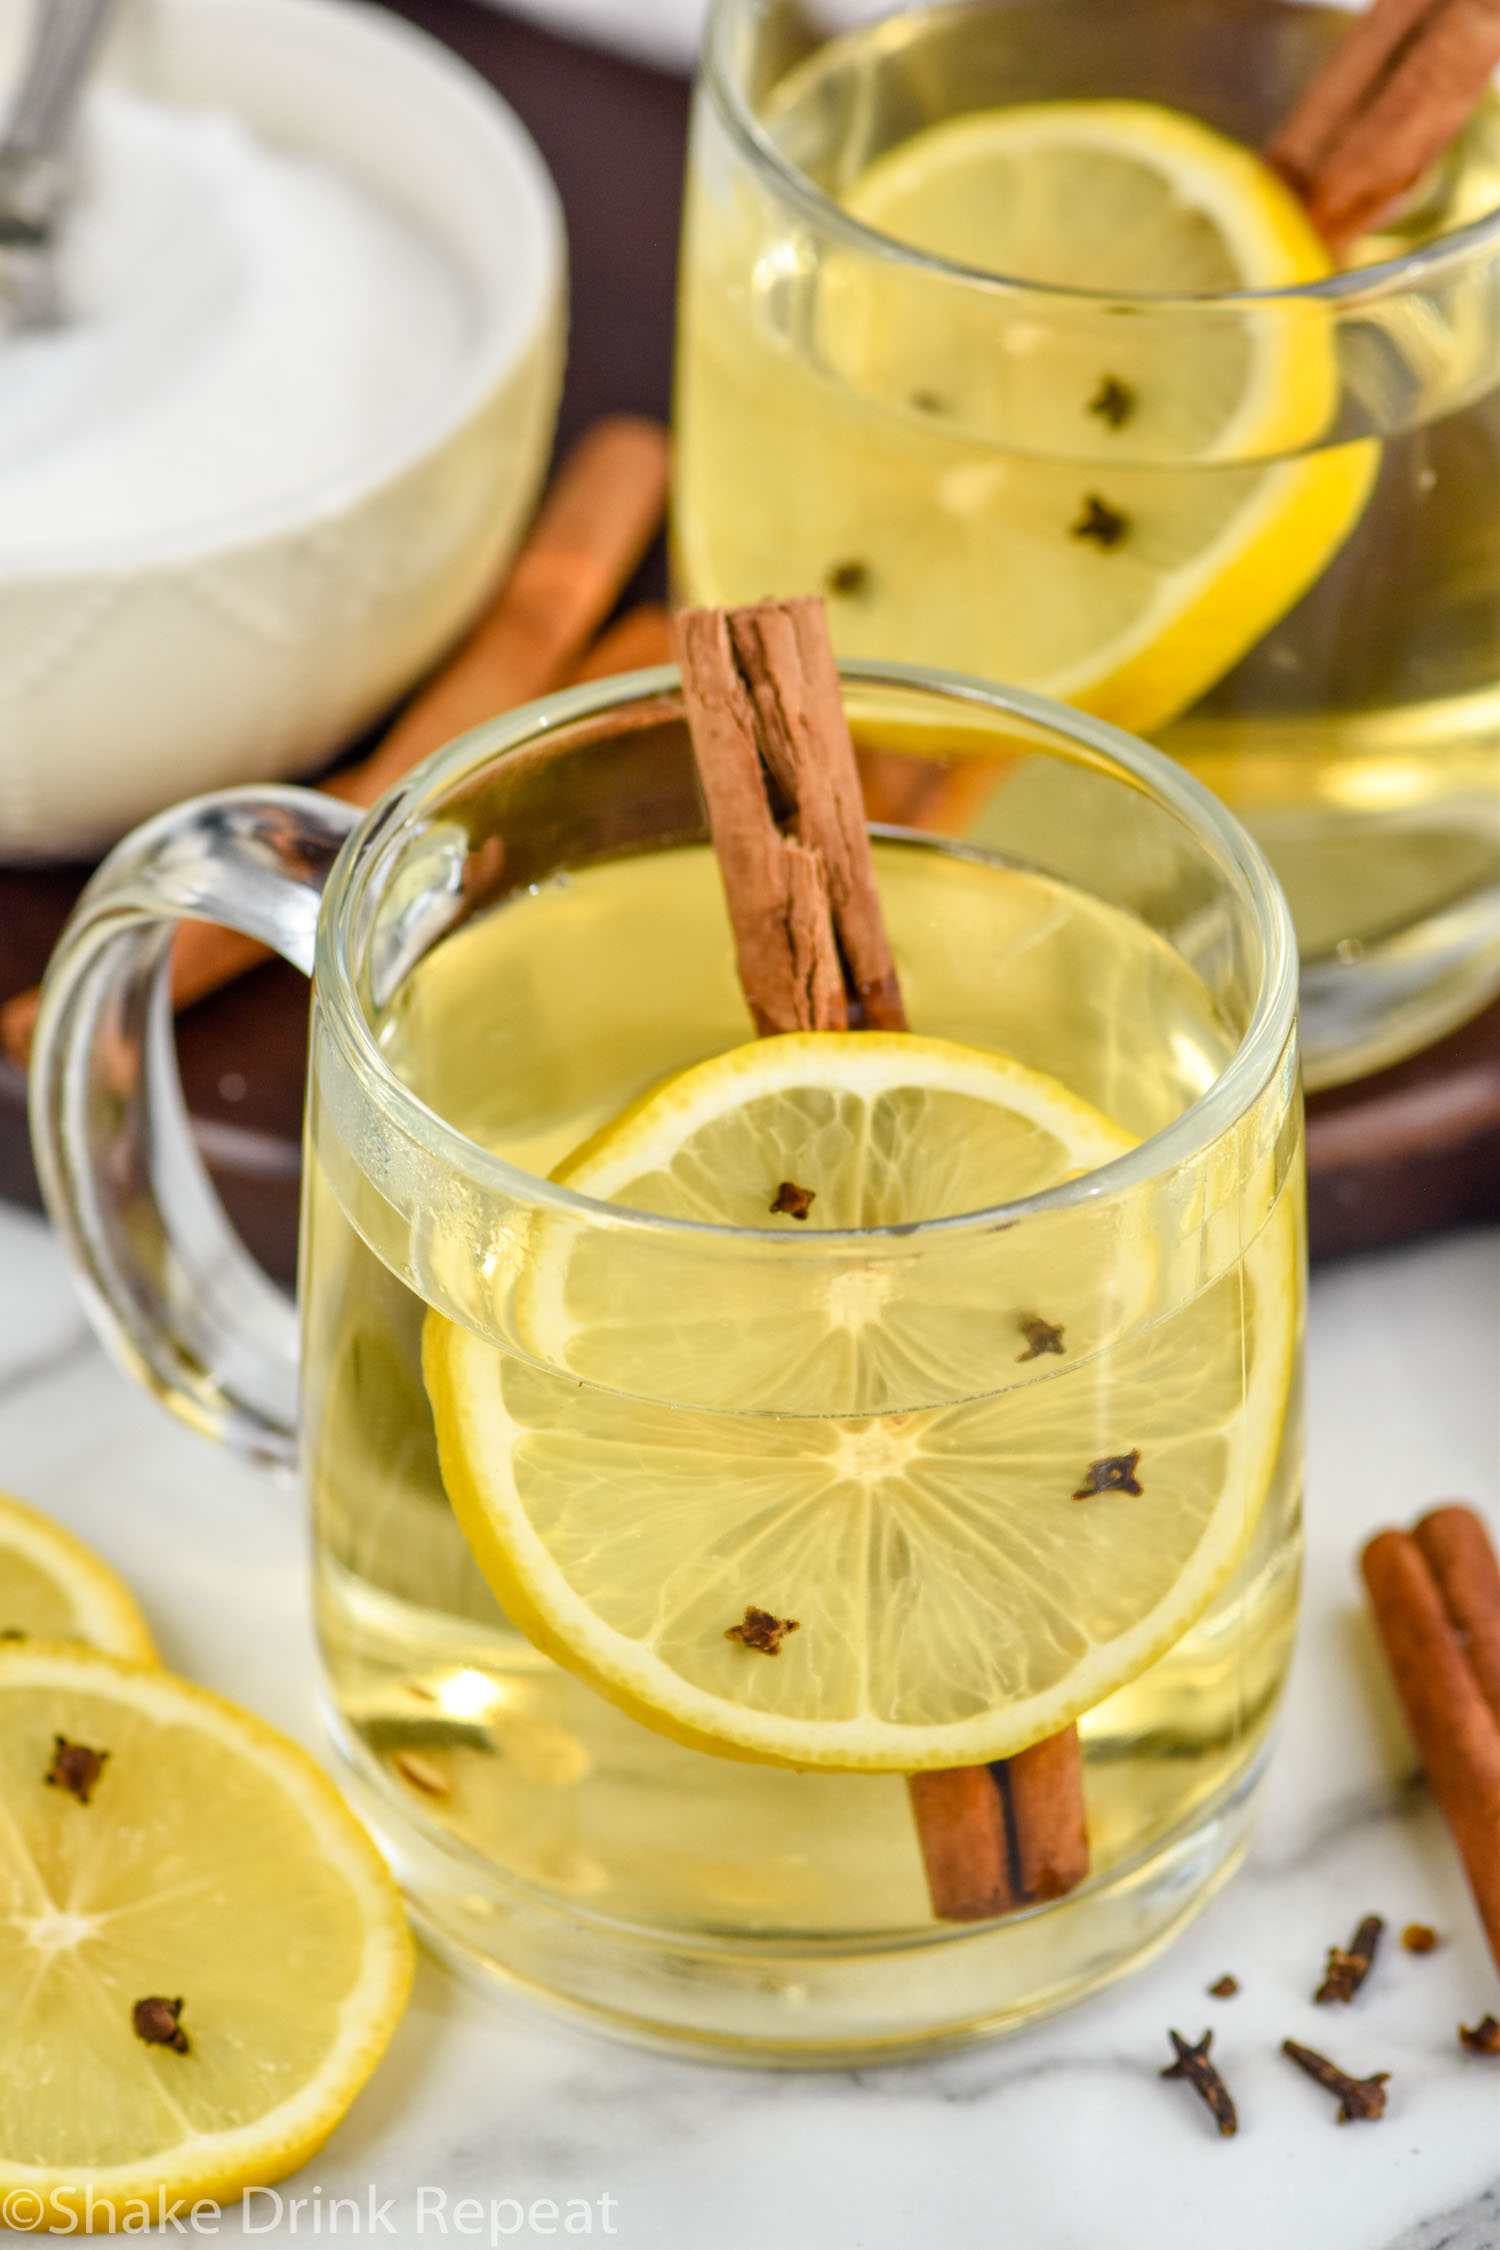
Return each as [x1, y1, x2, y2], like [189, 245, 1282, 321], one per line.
[674, 0, 1500, 1088]
[30, 663, 1303, 2062]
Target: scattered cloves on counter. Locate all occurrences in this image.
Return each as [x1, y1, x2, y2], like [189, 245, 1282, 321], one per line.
[1161, 2029, 1238, 2137]
[1315, 1913, 1384, 2003]
[1282, 2038, 1389, 2121]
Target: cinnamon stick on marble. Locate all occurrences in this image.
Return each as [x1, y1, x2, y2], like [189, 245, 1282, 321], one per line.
[1, 418, 671, 1070]
[1414, 1503, 1500, 1721]
[1268, 0, 1500, 249]
[673, 594, 1089, 1925]
[1361, 1505, 1500, 1972]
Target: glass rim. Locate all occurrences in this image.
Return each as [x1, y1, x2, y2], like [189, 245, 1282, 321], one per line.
[316, 658, 1299, 1251]
[700, 0, 1500, 309]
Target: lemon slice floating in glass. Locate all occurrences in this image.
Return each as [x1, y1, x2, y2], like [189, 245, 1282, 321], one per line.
[677, 98, 1377, 737]
[0, 1490, 156, 1663]
[426, 1033, 1298, 1772]
[0, 1645, 412, 2226]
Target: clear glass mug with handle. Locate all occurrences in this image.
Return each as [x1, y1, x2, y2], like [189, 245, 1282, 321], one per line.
[28, 660, 1303, 2062]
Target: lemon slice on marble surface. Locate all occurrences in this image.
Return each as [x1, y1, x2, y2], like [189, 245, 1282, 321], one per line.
[425, 1033, 1298, 1772]
[0, 1491, 156, 1664]
[0, 1645, 411, 2229]
[677, 98, 1376, 737]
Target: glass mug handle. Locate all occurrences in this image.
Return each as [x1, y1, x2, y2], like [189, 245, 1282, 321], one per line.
[27, 786, 363, 1471]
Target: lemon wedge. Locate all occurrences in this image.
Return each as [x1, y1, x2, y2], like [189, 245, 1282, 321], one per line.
[0, 1492, 156, 1664]
[426, 1034, 1297, 1772]
[0, 1645, 412, 2228]
[676, 98, 1377, 736]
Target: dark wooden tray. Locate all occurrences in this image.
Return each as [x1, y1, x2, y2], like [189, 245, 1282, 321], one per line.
[3, 1, 1496, 1280]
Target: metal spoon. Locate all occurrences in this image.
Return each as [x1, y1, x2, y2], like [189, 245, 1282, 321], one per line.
[0, 0, 119, 332]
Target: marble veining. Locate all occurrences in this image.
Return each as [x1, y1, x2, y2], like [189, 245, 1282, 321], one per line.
[0, 1201, 1495, 2247]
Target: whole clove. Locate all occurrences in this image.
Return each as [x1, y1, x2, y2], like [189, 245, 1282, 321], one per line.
[1161, 2029, 1238, 2137]
[1315, 1913, 1384, 2003]
[1071, 495, 1128, 550]
[725, 1606, 799, 1655]
[45, 1736, 108, 1805]
[1281, 2038, 1389, 2121]
[824, 560, 870, 598]
[1016, 1314, 1065, 1362]
[1073, 1450, 1144, 1500]
[132, 1996, 190, 2054]
[770, 1180, 815, 1220]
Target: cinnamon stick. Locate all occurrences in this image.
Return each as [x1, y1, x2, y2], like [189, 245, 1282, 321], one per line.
[1414, 1503, 1500, 1723]
[1360, 1510, 1500, 1972]
[909, 1730, 1090, 1920]
[906, 1768, 1011, 1921]
[0, 418, 671, 1069]
[1268, 0, 1500, 249]
[725, 599, 904, 1030]
[1000, 1727, 1091, 1902]
[673, 595, 1089, 1924]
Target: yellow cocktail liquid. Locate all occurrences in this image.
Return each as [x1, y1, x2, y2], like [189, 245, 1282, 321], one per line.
[303, 837, 1301, 2034]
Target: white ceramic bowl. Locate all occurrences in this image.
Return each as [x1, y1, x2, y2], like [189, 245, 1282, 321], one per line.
[0, 0, 565, 860]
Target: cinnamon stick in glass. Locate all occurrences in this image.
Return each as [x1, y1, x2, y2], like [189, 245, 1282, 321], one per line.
[1, 417, 671, 1070]
[1360, 1506, 1500, 1972]
[1268, 0, 1500, 250]
[673, 594, 1088, 1924]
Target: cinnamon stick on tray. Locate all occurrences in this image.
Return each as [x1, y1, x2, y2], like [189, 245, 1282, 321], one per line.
[673, 595, 1089, 1925]
[1268, 0, 1500, 249]
[0, 417, 671, 1071]
[1361, 1503, 1500, 1972]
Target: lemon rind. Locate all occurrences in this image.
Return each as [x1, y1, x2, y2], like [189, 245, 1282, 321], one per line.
[0, 1492, 158, 1666]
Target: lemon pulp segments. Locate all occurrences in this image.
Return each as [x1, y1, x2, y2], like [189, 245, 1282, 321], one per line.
[676, 98, 1377, 734]
[426, 1034, 1298, 1771]
[0, 1646, 411, 2223]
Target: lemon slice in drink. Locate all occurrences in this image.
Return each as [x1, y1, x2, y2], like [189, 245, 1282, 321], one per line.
[677, 99, 1376, 736]
[0, 1491, 156, 1662]
[0, 1645, 412, 2226]
[426, 1033, 1297, 1772]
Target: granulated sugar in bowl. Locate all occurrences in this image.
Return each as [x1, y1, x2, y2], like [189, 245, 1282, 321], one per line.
[0, 0, 564, 859]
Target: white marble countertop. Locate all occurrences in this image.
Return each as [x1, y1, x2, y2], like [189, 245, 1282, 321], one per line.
[0, 1199, 1495, 2248]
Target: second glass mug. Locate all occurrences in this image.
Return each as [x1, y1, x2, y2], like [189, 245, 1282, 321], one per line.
[29, 663, 1303, 2062]
[674, 0, 1500, 1089]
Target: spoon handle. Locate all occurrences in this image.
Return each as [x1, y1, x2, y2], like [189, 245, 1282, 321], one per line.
[2, 0, 117, 167]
